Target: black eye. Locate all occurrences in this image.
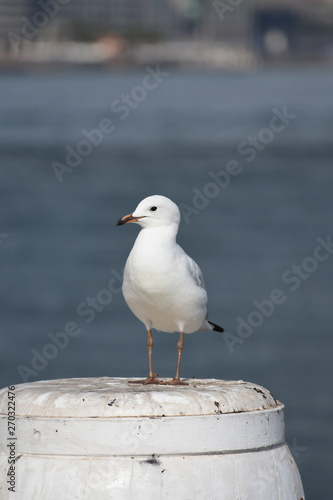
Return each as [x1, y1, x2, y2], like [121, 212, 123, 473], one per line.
[150, 206, 157, 211]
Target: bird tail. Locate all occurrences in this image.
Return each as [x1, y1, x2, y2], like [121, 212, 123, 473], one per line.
[208, 321, 224, 333]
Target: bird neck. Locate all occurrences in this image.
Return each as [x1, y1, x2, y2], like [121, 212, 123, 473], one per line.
[138, 223, 178, 244]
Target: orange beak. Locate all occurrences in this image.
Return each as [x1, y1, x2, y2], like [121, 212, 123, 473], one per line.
[116, 213, 145, 226]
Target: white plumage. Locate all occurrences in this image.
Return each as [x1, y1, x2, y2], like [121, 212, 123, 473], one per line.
[117, 195, 223, 385]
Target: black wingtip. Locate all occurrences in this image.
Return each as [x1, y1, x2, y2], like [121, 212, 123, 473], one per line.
[208, 321, 224, 333]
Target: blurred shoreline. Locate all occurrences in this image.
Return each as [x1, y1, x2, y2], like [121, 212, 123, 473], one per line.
[1, 39, 333, 72]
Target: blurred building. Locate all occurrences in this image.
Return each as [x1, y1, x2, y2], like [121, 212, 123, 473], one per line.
[0, 0, 333, 65]
[252, 0, 333, 57]
[0, 0, 28, 50]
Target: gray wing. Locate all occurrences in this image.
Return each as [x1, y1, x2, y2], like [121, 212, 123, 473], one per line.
[187, 255, 210, 322]
[178, 246, 210, 324]
[186, 255, 206, 291]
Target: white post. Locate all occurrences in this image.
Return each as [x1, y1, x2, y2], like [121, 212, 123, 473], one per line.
[0, 378, 305, 499]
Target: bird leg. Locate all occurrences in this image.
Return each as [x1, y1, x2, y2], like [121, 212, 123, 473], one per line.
[128, 329, 163, 385]
[163, 332, 188, 386]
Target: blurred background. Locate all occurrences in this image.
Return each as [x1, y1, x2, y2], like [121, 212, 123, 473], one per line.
[1, 0, 333, 67]
[1, 1, 333, 498]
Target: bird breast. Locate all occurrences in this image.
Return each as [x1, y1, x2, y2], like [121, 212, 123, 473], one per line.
[122, 235, 207, 333]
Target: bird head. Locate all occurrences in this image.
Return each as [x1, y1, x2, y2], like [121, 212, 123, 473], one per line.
[116, 195, 181, 230]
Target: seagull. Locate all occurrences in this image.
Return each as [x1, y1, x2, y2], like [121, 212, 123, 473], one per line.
[117, 195, 224, 385]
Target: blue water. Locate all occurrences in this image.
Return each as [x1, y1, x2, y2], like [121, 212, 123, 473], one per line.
[1, 68, 332, 498]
